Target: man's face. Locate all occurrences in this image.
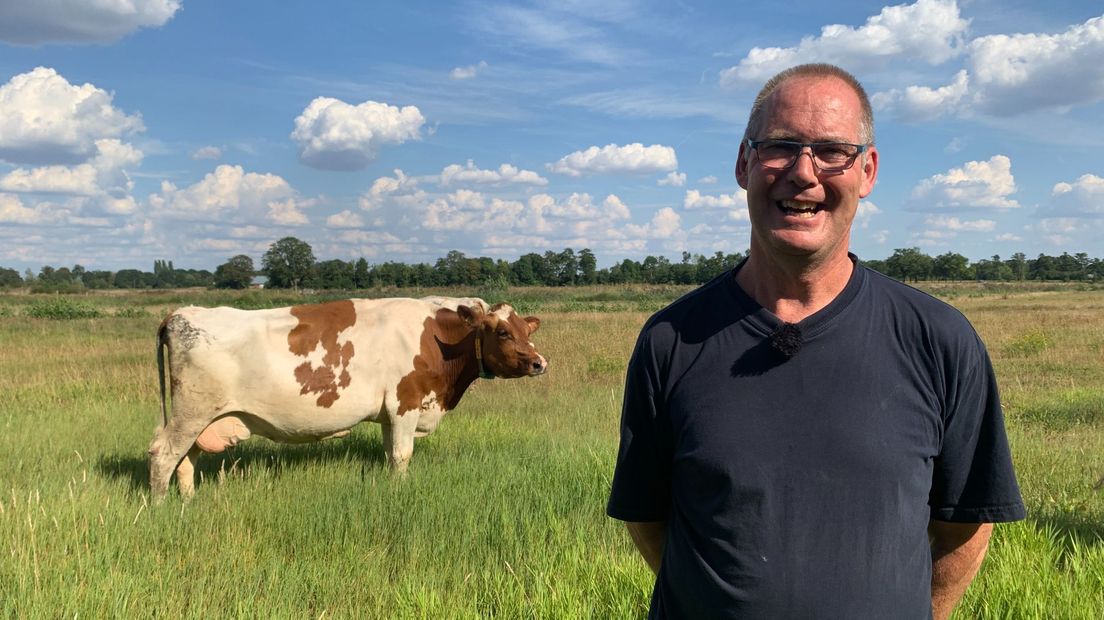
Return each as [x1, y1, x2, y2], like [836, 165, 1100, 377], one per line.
[735, 76, 878, 263]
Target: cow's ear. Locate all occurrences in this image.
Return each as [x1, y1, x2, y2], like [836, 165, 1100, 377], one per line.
[524, 316, 540, 334]
[457, 304, 485, 328]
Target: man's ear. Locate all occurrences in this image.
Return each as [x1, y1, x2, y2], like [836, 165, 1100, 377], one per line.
[735, 141, 751, 189]
[859, 146, 879, 199]
[457, 304, 485, 329]
[524, 316, 540, 334]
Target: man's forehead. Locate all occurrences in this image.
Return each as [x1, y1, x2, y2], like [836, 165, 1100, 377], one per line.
[760, 76, 863, 141]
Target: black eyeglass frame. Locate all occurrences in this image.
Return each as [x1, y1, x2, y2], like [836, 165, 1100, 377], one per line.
[745, 138, 870, 172]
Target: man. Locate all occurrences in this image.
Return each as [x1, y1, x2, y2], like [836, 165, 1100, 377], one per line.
[606, 64, 1025, 619]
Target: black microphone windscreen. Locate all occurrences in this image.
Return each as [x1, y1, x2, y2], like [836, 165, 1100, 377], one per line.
[769, 322, 803, 359]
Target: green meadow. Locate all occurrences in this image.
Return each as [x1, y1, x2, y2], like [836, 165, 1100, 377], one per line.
[1, 283, 1102, 618]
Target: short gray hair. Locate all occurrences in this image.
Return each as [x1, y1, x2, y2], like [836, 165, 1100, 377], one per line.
[742, 64, 874, 145]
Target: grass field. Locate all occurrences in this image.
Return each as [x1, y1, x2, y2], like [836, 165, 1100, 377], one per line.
[1, 282, 1102, 618]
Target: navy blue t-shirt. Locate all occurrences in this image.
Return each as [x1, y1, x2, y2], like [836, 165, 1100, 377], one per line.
[607, 260, 1025, 619]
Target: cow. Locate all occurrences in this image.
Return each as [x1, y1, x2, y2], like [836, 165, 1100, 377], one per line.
[149, 297, 546, 499]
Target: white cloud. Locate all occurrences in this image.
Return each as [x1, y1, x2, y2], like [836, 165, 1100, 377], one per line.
[626, 207, 684, 239]
[719, 0, 968, 85]
[440, 160, 548, 186]
[657, 171, 686, 187]
[191, 146, 222, 160]
[0, 67, 144, 165]
[872, 70, 969, 122]
[326, 210, 365, 228]
[683, 189, 748, 210]
[450, 61, 488, 80]
[698, 175, 718, 184]
[543, 193, 631, 220]
[0, 0, 180, 45]
[0, 193, 61, 224]
[1045, 174, 1104, 217]
[423, 189, 491, 231]
[996, 233, 1023, 241]
[547, 143, 677, 177]
[874, 14, 1104, 119]
[908, 155, 1020, 211]
[0, 139, 143, 214]
[923, 215, 997, 232]
[268, 199, 309, 225]
[856, 200, 881, 228]
[359, 169, 422, 211]
[331, 230, 403, 245]
[291, 97, 425, 171]
[968, 15, 1104, 115]
[149, 164, 310, 224]
[1030, 217, 1086, 247]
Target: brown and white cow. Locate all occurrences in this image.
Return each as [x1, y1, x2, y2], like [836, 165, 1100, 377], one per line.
[149, 297, 546, 499]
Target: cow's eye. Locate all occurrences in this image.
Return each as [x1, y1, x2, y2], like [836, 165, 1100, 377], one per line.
[497, 329, 511, 340]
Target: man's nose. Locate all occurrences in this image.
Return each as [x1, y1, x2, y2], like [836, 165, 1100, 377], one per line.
[787, 149, 819, 187]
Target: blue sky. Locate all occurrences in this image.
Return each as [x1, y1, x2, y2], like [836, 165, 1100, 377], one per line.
[0, 0, 1102, 271]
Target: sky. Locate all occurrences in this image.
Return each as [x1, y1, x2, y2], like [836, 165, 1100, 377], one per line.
[0, 0, 1102, 272]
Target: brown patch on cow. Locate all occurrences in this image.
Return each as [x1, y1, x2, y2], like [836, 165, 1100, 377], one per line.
[287, 300, 357, 407]
[395, 309, 478, 416]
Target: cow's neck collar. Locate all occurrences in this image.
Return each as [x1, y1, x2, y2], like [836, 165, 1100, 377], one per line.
[474, 332, 495, 380]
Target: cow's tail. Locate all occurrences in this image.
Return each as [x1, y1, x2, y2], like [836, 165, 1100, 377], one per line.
[157, 314, 172, 428]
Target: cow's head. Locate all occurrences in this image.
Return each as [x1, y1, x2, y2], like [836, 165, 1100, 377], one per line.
[458, 302, 546, 378]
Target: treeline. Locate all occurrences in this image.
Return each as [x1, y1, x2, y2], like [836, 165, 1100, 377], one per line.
[863, 248, 1104, 282]
[2, 237, 1101, 293]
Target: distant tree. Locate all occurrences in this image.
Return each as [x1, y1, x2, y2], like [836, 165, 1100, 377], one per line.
[82, 270, 114, 289]
[214, 255, 255, 289]
[114, 269, 155, 288]
[885, 247, 933, 282]
[511, 253, 541, 286]
[862, 259, 888, 275]
[434, 250, 469, 286]
[262, 237, 316, 289]
[175, 269, 215, 287]
[1055, 252, 1082, 280]
[932, 252, 970, 280]
[0, 267, 23, 288]
[697, 251, 738, 282]
[641, 255, 672, 284]
[353, 258, 370, 289]
[474, 256, 495, 284]
[1029, 253, 1056, 280]
[974, 255, 1012, 281]
[578, 248, 597, 285]
[1006, 252, 1027, 281]
[34, 265, 81, 292]
[153, 259, 177, 288]
[613, 258, 642, 283]
[555, 248, 578, 286]
[314, 259, 355, 289]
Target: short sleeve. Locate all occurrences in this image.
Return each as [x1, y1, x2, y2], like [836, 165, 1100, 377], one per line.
[929, 334, 1026, 523]
[607, 329, 674, 522]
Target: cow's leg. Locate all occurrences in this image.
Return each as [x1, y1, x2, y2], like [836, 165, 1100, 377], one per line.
[149, 407, 219, 501]
[380, 412, 419, 475]
[174, 445, 202, 499]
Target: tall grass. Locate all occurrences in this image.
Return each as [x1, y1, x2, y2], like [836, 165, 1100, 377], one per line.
[0, 284, 1101, 617]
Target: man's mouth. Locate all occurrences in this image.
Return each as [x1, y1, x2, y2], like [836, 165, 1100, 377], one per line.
[777, 199, 822, 219]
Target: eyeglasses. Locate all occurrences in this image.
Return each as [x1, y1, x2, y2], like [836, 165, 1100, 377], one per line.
[746, 139, 868, 173]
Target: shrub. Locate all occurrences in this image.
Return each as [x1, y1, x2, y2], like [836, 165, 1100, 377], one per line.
[25, 298, 101, 320]
[1004, 329, 1049, 356]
